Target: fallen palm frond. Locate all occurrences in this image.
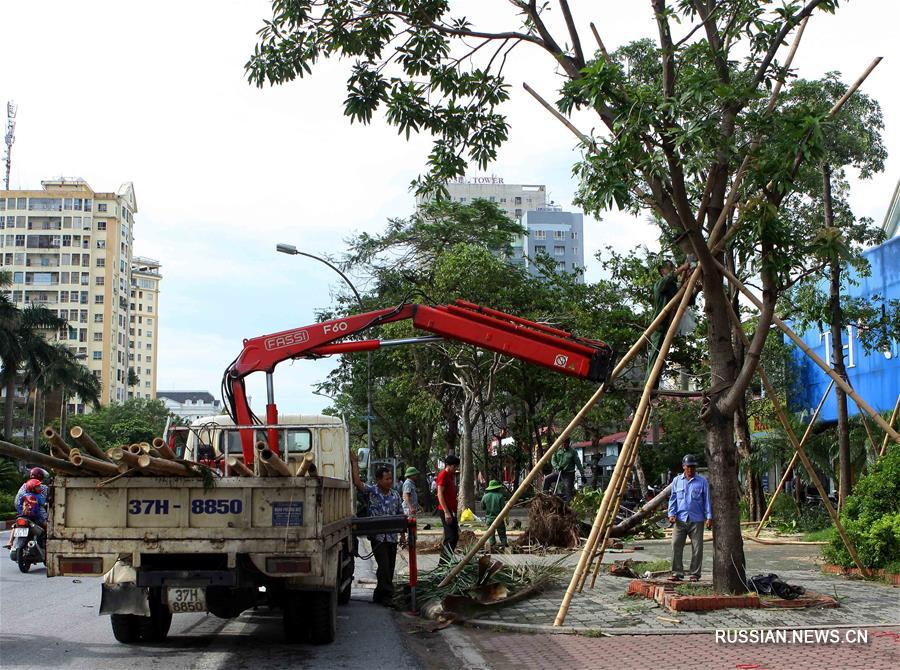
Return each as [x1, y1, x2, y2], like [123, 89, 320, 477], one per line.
[399, 554, 566, 617]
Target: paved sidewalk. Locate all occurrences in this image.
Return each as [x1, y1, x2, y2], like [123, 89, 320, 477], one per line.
[462, 627, 900, 670]
[399, 539, 900, 632]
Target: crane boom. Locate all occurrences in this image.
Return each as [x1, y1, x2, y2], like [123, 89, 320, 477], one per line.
[224, 300, 614, 462]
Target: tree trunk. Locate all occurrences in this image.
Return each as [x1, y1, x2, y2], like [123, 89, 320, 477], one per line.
[610, 483, 672, 537]
[703, 264, 747, 593]
[458, 404, 476, 513]
[3, 375, 15, 441]
[823, 163, 851, 511]
[734, 401, 764, 521]
[634, 450, 649, 499]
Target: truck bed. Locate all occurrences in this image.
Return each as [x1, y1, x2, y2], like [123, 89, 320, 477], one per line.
[48, 475, 352, 577]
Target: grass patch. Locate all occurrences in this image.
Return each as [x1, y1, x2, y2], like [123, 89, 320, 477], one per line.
[801, 528, 833, 542]
[673, 584, 716, 596]
[581, 629, 606, 638]
[633, 559, 670, 573]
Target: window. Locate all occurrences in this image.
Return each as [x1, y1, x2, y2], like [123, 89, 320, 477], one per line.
[515, 208, 522, 218]
[93, 313, 103, 323]
[13, 272, 23, 283]
[16, 198, 26, 210]
[554, 230, 566, 239]
[93, 332, 103, 342]
[14, 235, 24, 247]
[96, 240, 105, 249]
[83, 199, 92, 212]
[533, 230, 546, 240]
[459, 197, 467, 203]
[489, 196, 496, 202]
[284, 428, 312, 454]
[571, 231, 578, 240]
[554, 245, 565, 256]
[96, 257, 105, 268]
[97, 203, 108, 212]
[146, 305, 153, 313]
[92, 351, 102, 360]
[94, 296, 104, 304]
[533, 245, 546, 254]
[83, 217, 92, 230]
[557, 261, 566, 270]
[28, 198, 62, 211]
[95, 276, 105, 286]
[514, 196, 522, 205]
[500, 197, 507, 203]
[145, 355, 151, 363]
[97, 220, 106, 231]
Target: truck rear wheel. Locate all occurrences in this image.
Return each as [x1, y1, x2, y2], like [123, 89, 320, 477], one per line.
[110, 614, 141, 644]
[281, 594, 310, 643]
[137, 589, 172, 642]
[309, 587, 337, 645]
[338, 549, 353, 605]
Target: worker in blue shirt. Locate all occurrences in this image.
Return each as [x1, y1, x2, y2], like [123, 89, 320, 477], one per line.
[667, 454, 712, 581]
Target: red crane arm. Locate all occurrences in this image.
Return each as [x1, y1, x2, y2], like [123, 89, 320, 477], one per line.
[226, 300, 614, 463]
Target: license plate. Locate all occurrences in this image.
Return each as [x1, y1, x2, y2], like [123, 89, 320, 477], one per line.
[12, 528, 29, 538]
[166, 587, 206, 613]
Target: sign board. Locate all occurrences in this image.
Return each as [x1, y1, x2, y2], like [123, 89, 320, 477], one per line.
[788, 236, 900, 421]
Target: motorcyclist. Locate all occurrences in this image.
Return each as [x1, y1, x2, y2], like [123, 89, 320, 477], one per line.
[5, 468, 49, 549]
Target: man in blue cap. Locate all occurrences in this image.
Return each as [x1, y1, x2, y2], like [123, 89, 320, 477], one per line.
[667, 454, 712, 581]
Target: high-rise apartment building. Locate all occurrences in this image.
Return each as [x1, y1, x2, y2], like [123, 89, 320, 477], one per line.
[436, 178, 584, 281]
[129, 256, 161, 400]
[0, 178, 160, 410]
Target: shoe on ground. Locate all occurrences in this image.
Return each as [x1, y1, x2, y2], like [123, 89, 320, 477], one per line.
[688, 575, 700, 582]
[668, 574, 683, 582]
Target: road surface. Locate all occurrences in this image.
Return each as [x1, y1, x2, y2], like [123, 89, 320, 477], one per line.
[0, 550, 423, 669]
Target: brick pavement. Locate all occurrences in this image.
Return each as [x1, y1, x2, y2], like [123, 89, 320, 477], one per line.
[467, 628, 900, 670]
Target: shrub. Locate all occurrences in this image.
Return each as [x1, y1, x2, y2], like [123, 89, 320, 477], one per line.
[823, 447, 900, 569]
[0, 491, 15, 515]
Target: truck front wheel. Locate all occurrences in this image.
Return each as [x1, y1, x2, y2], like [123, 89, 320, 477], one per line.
[110, 614, 141, 644]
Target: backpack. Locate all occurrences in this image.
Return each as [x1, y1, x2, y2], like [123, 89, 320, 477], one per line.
[20, 493, 40, 520]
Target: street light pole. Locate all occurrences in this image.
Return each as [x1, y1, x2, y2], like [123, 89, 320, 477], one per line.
[276, 243, 374, 458]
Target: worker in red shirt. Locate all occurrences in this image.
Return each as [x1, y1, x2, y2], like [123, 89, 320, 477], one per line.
[436, 455, 460, 564]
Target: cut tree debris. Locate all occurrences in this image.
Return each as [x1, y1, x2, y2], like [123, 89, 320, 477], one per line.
[514, 493, 580, 549]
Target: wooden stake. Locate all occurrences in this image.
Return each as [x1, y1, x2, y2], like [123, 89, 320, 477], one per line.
[723, 301, 868, 575]
[879, 394, 900, 459]
[297, 452, 316, 476]
[754, 380, 834, 536]
[555, 270, 699, 626]
[588, 22, 610, 61]
[69, 426, 113, 462]
[716, 260, 900, 444]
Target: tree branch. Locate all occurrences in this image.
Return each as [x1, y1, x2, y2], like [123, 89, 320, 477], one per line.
[559, 0, 586, 68]
[749, 0, 829, 89]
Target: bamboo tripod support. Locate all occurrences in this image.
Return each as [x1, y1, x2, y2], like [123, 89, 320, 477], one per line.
[723, 300, 868, 574]
[435, 273, 696, 589]
[879, 395, 900, 459]
[585, 408, 651, 590]
[716, 260, 900, 445]
[554, 271, 699, 626]
[573, 406, 647, 592]
[754, 380, 834, 537]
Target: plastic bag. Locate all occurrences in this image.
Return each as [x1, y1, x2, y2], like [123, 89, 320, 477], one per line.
[459, 508, 475, 524]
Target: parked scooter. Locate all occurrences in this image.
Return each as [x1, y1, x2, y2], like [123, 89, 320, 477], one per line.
[9, 515, 45, 573]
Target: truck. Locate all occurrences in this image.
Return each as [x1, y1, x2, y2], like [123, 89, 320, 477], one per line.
[46, 298, 614, 644]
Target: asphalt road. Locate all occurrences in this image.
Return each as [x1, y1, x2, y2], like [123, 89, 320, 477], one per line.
[0, 551, 423, 670]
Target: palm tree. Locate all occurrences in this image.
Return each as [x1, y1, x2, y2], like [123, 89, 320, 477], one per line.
[42, 345, 102, 436]
[0, 276, 67, 442]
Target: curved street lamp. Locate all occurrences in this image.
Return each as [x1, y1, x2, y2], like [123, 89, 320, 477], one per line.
[276, 243, 374, 456]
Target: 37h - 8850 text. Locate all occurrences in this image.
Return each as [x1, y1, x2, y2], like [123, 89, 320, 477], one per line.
[127, 499, 242, 514]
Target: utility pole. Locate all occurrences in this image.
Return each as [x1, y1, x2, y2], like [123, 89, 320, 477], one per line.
[4, 101, 16, 190]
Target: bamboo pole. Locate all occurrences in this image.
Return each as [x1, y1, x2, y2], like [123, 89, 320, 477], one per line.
[879, 395, 900, 459]
[69, 449, 120, 477]
[50, 444, 70, 461]
[109, 448, 151, 471]
[152, 437, 177, 460]
[716, 260, 900, 444]
[587, 409, 651, 589]
[555, 270, 699, 626]
[0, 439, 83, 476]
[69, 426, 113, 462]
[297, 452, 316, 476]
[436, 272, 693, 589]
[142, 455, 193, 477]
[259, 448, 292, 477]
[225, 456, 254, 477]
[723, 300, 868, 574]
[755, 380, 834, 536]
[578, 405, 649, 590]
[43, 427, 73, 459]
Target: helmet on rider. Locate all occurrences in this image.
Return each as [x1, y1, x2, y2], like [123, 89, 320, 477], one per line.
[29, 467, 48, 481]
[24, 479, 43, 493]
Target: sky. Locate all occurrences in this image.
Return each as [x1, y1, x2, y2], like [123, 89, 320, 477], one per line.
[1, 0, 898, 415]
